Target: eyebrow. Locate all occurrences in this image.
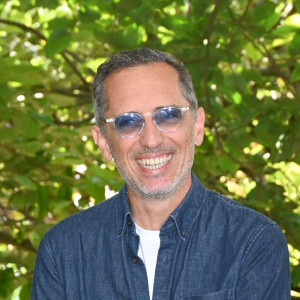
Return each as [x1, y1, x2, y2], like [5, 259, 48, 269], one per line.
[108, 105, 182, 119]
[126, 105, 180, 114]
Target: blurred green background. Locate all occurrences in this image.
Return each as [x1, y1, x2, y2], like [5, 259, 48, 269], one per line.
[0, 0, 300, 298]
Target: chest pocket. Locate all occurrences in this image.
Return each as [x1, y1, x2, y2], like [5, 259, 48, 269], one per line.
[177, 288, 234, 300]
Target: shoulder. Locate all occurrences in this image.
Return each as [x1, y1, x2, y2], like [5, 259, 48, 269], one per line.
[201, 188, 289, 260]
[204, 188, 275, 226]
[200, 189, 286, 250]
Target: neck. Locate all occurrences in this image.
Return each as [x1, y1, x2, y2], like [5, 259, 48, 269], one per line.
[127, 174, 192, 230]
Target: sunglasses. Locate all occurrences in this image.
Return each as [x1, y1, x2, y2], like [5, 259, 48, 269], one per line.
[102, 106, 194, 138]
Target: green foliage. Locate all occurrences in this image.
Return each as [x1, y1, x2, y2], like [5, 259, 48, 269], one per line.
[0, 0, 300, 297]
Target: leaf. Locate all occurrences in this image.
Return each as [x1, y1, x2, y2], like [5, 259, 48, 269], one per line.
[0, 147, 12, 160]
[258, 12, 280, 31]
[272, 25, 298, 38]
[242, 69, 264, 85]
[124, 24, 145, 48]
[15, 174, 37, 190]
[12, 110, 41, 139]
[0, 127, 17, 141]
[44, 29, 72, 57]
[254, 2, 276, 21]
[232, 92, 242, 104]
[86, 166, 117, 182]
[29, 111, 54, 125]
[14, 140, 43, 157]
[86, 176, 105, 203]
[115, 0, 143, 12]
[35, 0, 59, 9]
[288, 33, 300, 55]
[0, 107, 12, 120]
[86, 166, 123, 191]
[292, 264, 300, 285]
[253, 117, 282, 149]
[19, 282, 31, 300]
[45, 93, 76, 106]
[48, 17, 75, 30]
[0, 84, 14, 104]
[79, 6, 101, 23]
[0, 268, 14, 297]
[0, 60, 46, 86]
[217, 156, 239, 173]
[19, 0, 33, 10]
[291, 63, 300, 83]
[9, 191, 36, 210]
[296, 0, 300, 11]
[38, 186, 49, 220]
[244, 42, 263, 61]
[51, 155, 83, 166]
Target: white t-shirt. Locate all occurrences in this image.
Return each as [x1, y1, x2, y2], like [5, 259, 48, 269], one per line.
[135, 224, 160, 300]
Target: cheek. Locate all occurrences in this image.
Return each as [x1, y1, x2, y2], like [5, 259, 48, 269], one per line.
[109, 139, 136, 162]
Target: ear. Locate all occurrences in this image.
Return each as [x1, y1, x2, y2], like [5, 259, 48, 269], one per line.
[91, 125, 112, 161]
[194, 107, 205, 146]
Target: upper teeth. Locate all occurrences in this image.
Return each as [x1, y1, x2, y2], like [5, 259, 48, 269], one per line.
[138, 154, 172, 170]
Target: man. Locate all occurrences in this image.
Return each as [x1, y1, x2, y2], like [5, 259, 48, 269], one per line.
[31, 48, 290, 299]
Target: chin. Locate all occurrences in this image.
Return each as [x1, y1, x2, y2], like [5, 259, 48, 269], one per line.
[129, 179, 181, 201]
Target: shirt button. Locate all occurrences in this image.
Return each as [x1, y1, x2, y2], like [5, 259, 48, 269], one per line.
[181, 230, 186, 237]
[131, 257, 138, 264]
[127, 220, 132, 226]
[118, 229, 123, 235]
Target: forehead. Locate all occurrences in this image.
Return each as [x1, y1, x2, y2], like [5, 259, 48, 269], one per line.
[103, 63, 187, 115]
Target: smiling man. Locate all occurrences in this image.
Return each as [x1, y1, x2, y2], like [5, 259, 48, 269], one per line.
[31, 49, 290, 299]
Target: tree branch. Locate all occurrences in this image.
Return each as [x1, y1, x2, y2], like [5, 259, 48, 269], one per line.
[0, 18, 46, 39]
[227, 9, 296, 95]
[0, 231, 36, 254]
[239, 0, 252, 22]
[60, 52, 91, 89]
[0, 18, 90, 89]
[203, 0, 225, 119]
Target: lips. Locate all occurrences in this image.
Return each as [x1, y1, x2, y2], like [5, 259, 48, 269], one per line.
[137, 154, 172, 170]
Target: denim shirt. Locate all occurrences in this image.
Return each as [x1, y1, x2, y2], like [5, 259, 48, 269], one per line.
[31, 173, 290, 299]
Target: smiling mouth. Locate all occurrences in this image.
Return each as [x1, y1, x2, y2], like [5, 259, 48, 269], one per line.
[137, 154, 172, 170]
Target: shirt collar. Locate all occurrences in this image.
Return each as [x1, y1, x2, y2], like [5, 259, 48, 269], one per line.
[161, 172, 206, 240]
[115, 185, 132, 238]
[116, 172, 206, 240]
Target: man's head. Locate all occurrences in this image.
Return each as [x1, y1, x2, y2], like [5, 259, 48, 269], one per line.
[92, 49, 205, 201]
[93, 48, 198, 133]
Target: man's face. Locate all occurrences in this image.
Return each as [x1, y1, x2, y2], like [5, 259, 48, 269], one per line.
[92, 63, 205, 200]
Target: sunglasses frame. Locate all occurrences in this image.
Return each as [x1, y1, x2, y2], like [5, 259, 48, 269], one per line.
[102, 106, 194, 139]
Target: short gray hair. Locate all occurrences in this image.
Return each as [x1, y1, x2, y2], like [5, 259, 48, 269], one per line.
[93, 48, 198, 132]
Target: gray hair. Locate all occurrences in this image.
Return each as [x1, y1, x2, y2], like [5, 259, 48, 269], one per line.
[93, 48, 198, 132]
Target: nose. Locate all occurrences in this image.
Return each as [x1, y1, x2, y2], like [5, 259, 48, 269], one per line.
[139, 117, 164, 148]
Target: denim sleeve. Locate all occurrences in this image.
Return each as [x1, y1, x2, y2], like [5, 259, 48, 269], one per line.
[31, 233, 65, 299]
[236, 223, 291, 300]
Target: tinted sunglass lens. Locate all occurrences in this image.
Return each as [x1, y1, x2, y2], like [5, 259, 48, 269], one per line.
[115, 113, 143, 137]
[155, 107, 182, 131]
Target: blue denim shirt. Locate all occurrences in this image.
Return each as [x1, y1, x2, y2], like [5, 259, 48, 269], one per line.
[31, 173, 290, 299]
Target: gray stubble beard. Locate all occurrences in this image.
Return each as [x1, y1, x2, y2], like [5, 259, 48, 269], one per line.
[109, 138, 195, 202]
